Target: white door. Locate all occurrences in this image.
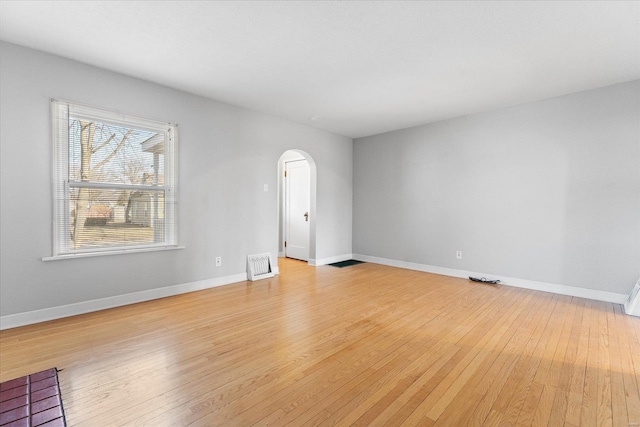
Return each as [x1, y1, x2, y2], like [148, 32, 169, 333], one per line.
[285, 159, 310, 261]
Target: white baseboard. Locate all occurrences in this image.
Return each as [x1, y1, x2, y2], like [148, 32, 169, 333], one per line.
[310, 253, 353, 266]
[3, 255, 625, 330]
[352, 254, 628, 305]
[0, 272, 249, 330]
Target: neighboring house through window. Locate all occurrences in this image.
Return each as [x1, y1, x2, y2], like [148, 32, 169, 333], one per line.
[50, 100, 177, 258]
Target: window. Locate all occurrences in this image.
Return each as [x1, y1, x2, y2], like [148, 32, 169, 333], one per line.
[50, 100, 178, 258]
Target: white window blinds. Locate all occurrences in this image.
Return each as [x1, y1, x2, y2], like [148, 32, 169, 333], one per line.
[51, 100, 178, 257]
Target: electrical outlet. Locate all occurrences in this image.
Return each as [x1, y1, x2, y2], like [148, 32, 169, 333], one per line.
[456, 251, 462, 260]
[215, 257, 222, 266]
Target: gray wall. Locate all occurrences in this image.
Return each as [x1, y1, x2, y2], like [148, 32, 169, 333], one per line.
[354, 81, 640, 295]
[0, 41, 353, 316]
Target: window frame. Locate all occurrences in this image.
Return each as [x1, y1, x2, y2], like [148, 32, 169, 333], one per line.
[47, 99, 179, 260]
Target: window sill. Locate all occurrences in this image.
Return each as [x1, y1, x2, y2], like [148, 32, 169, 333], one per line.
[42, 245, 185, 261]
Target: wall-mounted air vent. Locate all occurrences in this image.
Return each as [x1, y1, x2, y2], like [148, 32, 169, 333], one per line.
[624, 279, 640, 317]
[247, 253, 275, 281]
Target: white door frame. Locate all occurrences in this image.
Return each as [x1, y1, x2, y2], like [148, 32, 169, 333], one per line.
[277, 150, 317, 263]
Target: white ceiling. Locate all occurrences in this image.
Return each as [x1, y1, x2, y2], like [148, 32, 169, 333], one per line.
[1, 1, 639, 139]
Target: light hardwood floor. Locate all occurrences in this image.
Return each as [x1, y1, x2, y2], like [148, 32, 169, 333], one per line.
[1, 258, 639, 426]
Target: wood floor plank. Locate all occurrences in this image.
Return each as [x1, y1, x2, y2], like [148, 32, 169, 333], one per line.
[547, 297, 584, 425]
[515, 381, 544, 427]
[582, 299, 601, 427]
[597, 301, 614, 427]
[297, 279, 507, 427]
[608, 302, 629, 427]
[519, 295, 575, 426]
[1, 258, 639, 427]
[621, 302, 640, 405]
[453, 290, 549, 427]
[613, 305, 640, 426]
[206, 274, 472, 427]
[487, 294, 564, 422]
[399, 288, 526, 426]
[468, 292, 557, 427]
[300, 280, 515, 426]
[564, 297, 590, 425]
[431, 291, 543, 427]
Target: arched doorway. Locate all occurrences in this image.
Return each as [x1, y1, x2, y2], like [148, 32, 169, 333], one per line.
[277, 150, 317, 263]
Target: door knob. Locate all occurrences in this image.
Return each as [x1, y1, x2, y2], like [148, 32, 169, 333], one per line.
[304, 212, 309, 222]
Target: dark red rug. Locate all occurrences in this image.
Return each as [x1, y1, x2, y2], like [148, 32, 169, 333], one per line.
[0, 368, 66, 427]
